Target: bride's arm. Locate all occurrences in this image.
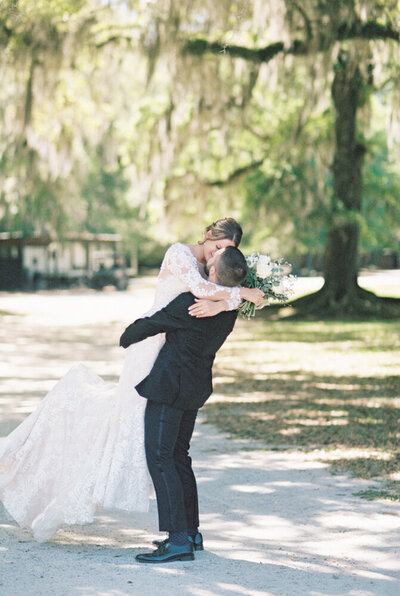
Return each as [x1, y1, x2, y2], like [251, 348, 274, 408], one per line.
[189, 298, 229, 318]
[162, 244, 263, 311]
[189, 283, 264, 317]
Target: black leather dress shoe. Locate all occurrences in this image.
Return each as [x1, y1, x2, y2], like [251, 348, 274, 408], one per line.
[136, 542, 194, 564]
[152, 532, 204, 551]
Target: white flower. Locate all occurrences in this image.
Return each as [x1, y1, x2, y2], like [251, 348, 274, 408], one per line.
[246, 252, 258, 268]
[274, 276, 295, 298]
[256, 254, 272, 279]
[273, 280, 286, 295]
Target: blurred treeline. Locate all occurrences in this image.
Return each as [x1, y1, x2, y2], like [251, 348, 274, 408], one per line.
[1, 0, 400, 266]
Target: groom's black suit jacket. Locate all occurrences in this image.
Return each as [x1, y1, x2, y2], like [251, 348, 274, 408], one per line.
[120, 292, 237, 411]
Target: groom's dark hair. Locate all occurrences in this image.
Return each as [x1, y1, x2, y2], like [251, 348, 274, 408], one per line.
[215, 246, 248, 287]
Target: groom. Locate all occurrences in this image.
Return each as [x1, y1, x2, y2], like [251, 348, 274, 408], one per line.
[119, 246, 248, 563]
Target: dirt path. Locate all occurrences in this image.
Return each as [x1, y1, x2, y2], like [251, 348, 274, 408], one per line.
[1, 283, 399, 596]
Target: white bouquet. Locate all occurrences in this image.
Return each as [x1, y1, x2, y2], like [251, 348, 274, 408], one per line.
[239, 252, 296, 319]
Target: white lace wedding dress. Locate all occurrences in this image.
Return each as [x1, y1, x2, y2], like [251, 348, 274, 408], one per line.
[0, 243, 240, 542]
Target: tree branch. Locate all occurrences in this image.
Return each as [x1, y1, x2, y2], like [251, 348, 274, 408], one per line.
[291, 2, 313, 41]
[182, 39, 289, 63]
[182, 19, 400, 63]
[200, 159, 264, 187]
[0, 22, 12, 41]
[95, 35, 133, 48]
[242, 119, 271, 142]
[166, 159, 264, 193]
[337, 20, 400, 43]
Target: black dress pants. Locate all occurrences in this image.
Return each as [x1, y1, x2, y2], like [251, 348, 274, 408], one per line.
[144, 400, 199, 533]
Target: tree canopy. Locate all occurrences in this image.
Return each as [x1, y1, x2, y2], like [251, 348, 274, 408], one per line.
[1, 1, 400, 288]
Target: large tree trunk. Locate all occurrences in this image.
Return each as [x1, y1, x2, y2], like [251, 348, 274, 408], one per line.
[323, 56, 364, 303]
[290, 53, 400, 318]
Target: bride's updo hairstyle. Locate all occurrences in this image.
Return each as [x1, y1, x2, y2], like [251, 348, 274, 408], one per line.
[200, 218, 243, 247]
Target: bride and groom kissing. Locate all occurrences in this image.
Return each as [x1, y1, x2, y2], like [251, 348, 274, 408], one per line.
[0, 218, 263, 558]
[120, 245, 248, 563]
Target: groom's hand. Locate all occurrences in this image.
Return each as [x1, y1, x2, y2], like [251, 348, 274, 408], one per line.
[119, 294, 192, 349]
[119, 323, 136, 348]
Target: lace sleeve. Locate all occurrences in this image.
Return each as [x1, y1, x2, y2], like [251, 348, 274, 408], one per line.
[160, 243, 241, 310]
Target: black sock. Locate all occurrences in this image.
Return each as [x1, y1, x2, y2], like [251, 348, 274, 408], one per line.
[169, 531, 189, 546]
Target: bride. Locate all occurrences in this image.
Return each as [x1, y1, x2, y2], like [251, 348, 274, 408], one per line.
[0, 218, 263, 542]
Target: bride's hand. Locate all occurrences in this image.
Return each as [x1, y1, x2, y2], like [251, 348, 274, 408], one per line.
[240, 287, 264, 306]
[189, 299, 227, 318]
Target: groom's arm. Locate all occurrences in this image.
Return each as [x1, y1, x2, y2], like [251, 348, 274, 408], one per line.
[119, 293, 194, 348]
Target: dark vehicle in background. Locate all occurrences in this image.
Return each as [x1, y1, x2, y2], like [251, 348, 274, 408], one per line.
[89, 258, 129, 291]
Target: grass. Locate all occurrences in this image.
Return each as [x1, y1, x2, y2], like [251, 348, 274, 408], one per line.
[205, 278, 400, 501]
[0, 310, 16, 316]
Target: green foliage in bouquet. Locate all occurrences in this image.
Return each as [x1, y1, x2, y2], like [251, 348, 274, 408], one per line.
[239, 253, 295, 319]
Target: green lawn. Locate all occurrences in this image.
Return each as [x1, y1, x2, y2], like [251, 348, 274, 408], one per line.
[206, 277, 400, 501]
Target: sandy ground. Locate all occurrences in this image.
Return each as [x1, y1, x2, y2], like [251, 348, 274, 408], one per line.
[0, 279, 399, 596]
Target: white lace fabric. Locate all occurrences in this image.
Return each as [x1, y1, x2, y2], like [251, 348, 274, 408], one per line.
[160, 243, 241, 310]
[0, 243, 238, 542]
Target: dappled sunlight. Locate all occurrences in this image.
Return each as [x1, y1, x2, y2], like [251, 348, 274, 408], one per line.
[314, 381, 366, 391]
[187, 429, 400, 593]
[317, 510, 400, 534]
[0, 317, 123, 436]
[200, 585, 267, 596]
[210, 391, 288, 404]
[3, 398, 42, 414]
[234, 512, 301, 542]
[0, 521, 18, 533]
[141, 567, 184, 576]
[208, 315, 400, 491]
[280, 427, 301, 435]
[75, 590, 141, 596]
[1, 285, 399, 595]
[288, 418, 349, 426]
[245, 412, 276, 421]
[230, 484, 275, 495]
[34, 507, 158, 550]
[313, 447, 393, 464]
[303, 512, 400, 573]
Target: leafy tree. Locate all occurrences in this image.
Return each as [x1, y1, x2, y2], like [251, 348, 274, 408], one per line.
[1, 1, 400, 317]
[0, 0, 140, 236]
[138, 0, 400, 316]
